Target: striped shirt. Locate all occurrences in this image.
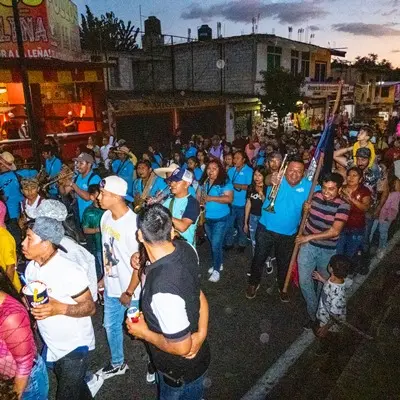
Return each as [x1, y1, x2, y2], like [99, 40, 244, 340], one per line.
[304, 191, 350, 250]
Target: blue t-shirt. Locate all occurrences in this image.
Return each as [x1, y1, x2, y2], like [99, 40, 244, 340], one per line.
[112, 159, 134, 196]
[45, 156, 62, 196]
[193, 167, 203, 182]
[132, 176, 168, 198]
[203, 180, 233, 219]
[185, 146, 197, 159]
[154, 153, 163, 166]
[255, 150, 266, 166]
[16, 169, 38, 179]
[75, 171, 101, 221]
[228, 164, 253, 207]
[0, 171, 23, 219]
[259, 177, 312, 236]
[163, 195, 200, 245]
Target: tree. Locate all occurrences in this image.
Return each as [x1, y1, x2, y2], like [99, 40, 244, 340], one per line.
[260, 67, 304, 119]
[80, 6, 139, 52]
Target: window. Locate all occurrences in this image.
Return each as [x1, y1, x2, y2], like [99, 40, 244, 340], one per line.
[291, 50, 299, 75]
[267, 45, 282, 70]
[301, 52, 310, 78]
[109, 57, 121, 87]
[315, 61, 327, 82]
[381, 86, 390, 98]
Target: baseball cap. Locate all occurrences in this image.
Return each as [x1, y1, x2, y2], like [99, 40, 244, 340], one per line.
[100, 175, 134, 203]
[167, 168, 193, 184]
[27, 199, 68, 221]
[31, 217, 68, 253]
[154, 163, 179, 179]
[0, 151, 16, 171]
[73, 152, 94, 164]
[356, 148, 371, 159]
[21, 178, 39, 190]
[115, 145, 130, 154]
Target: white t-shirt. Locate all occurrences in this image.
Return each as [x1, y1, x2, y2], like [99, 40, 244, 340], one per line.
[60, 236, 98, 302]
[101, 208, 140, 298]
[25, 252, 95, 362]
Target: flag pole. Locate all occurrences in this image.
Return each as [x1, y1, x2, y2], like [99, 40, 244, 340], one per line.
[282, 81, 343, 294]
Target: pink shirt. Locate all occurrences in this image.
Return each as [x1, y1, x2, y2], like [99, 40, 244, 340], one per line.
[0, 295, 36, 379]
[379, 192, 400, 222]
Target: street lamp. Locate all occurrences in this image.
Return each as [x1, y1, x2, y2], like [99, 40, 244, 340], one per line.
[11, 0, 41, 169]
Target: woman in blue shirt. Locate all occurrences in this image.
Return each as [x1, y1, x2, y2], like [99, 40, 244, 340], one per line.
[198, 160, 233, 283]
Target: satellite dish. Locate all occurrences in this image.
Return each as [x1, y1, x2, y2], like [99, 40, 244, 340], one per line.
[216, 59, 225, 69]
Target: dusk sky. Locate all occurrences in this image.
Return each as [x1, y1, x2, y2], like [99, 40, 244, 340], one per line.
[74, 0, 400, 67]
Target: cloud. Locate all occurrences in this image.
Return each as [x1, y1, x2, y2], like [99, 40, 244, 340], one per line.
[309, 25, 320, 31]
[382, 8, 398, 16]
[181, 1, 329, 25]
[332, 22, 400, 36]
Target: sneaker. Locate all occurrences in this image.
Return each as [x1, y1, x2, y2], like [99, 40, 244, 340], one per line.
[86, 373, 104, 397]
[97, 362, 129, 380]
[220, 264, 224, 271]
[279, 291, 290, 303]
[245, 284, 260, 299]
[303, 320, 315, 330]
[208, 267, 214, 274]
[208, 270, 220, 283]
[265, 258, 274, 275]
[146, 371, 156, 384]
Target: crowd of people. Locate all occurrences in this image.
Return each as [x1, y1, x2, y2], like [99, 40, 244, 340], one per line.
[1, 118, 400, 400]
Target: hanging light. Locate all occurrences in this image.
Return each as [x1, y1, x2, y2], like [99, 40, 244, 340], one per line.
[0, 87, 7, 94]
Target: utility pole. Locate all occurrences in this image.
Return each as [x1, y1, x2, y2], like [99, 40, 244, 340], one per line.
[12, 0, 41, 169]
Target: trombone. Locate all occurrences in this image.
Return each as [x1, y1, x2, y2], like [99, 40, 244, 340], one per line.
[264, 154, 288, 213]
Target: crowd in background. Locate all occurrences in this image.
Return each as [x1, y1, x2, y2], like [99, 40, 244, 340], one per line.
[1, 114, 400, 399]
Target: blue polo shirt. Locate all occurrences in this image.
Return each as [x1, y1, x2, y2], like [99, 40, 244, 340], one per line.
[203, 181, 233, 219]
[0, 171, 23, 219]
[259, 177, 312, 236]
[185, 146, 197, 159]
[75, 171, 101, 221]
[132, 176, 168, 198]
[228, 165, 253, 207]
[45, 156, 62, 196]
[163, 195, 200, 245]
[16, 169, 38, 179]
[112, 159, 134, 196]
[193, 167, 203, 182]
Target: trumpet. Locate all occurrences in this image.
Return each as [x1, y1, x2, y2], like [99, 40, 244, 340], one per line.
[42, 165, 74, 191]
[264, 154, 288, 213]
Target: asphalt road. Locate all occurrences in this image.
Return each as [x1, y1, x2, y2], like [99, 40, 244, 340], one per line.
[48, 239, 312, 400]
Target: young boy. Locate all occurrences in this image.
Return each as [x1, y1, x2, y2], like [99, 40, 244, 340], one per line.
[312, 254, 352, 355]
[19, 178, 43, 229]
[353, 126, 376, 167]
[82, 184, 104, 282]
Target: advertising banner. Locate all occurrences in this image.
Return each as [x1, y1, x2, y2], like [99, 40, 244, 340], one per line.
[0, 0, 81, 60]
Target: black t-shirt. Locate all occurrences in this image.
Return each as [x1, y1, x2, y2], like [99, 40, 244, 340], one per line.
[246, 186, 265, 216]
[141, 240, 211, 382]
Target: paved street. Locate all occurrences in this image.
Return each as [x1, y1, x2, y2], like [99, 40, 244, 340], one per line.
[47, 237, 400, 400]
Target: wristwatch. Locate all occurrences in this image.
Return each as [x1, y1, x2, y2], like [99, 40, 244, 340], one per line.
[125, 290, 133, 297]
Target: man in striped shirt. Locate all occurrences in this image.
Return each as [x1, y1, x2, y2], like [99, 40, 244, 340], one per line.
[296, 172, 350, 328]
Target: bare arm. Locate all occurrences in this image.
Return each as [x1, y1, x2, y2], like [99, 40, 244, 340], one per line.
[206, 190, 233, 204]
[298, 220, 346, 243]
[31, 289, 96, 320]
[172, 217, 193, 233]
[5, 264, 16, 283]
[71, 182, 91, 201]
[244, 198, 251, 226]
[83, 227, 100, 234]
[233, 183, 249, 191]
[334, 146, 353, 168]
[375, 179, 389, 217]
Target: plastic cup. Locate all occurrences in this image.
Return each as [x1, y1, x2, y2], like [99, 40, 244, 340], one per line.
[22, 281, 49, 308]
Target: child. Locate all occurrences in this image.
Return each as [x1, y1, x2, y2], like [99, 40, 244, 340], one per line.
[19, 178, 43, 230]
[312, 254, 351, 355]
[353, 126, 376, 168]
[370, 178, 400, 258]
[81, 184, 105, 283]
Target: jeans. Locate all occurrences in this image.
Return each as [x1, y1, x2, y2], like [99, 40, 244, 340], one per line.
[363, 214, 374, 253]
[336, 227, 364, 258]
[53, 347, 92, 400]
[158, 373, 205, 400]
[104, 290, 139, 366]
[248, 214, 260, 254]
[370, 220, 391, 249]
[298, 243, 336, 321]
[95, 251, 104, 280]
[248, 224, 295, 290]
[22, 355, 49, 400]
[204, 215, 229, 272]
[225, 206, 247, 247]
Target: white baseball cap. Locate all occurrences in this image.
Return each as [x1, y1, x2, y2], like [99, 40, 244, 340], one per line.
[100, 176, 133, 202]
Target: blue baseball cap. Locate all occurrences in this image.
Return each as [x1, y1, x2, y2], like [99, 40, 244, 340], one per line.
[167, 168, 193, 184]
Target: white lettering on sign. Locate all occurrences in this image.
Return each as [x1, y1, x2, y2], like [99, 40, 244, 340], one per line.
[0, 16, 48, 43]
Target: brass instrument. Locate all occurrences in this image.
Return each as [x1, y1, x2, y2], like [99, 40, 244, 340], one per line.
[264, 154, 288, 213]
[42, 165, 74, 191]
[133, 172, 157, 213]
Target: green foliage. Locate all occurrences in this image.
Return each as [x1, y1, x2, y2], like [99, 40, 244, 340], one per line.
[80, 6, 139, 52]
[260, 67, 304, 119]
